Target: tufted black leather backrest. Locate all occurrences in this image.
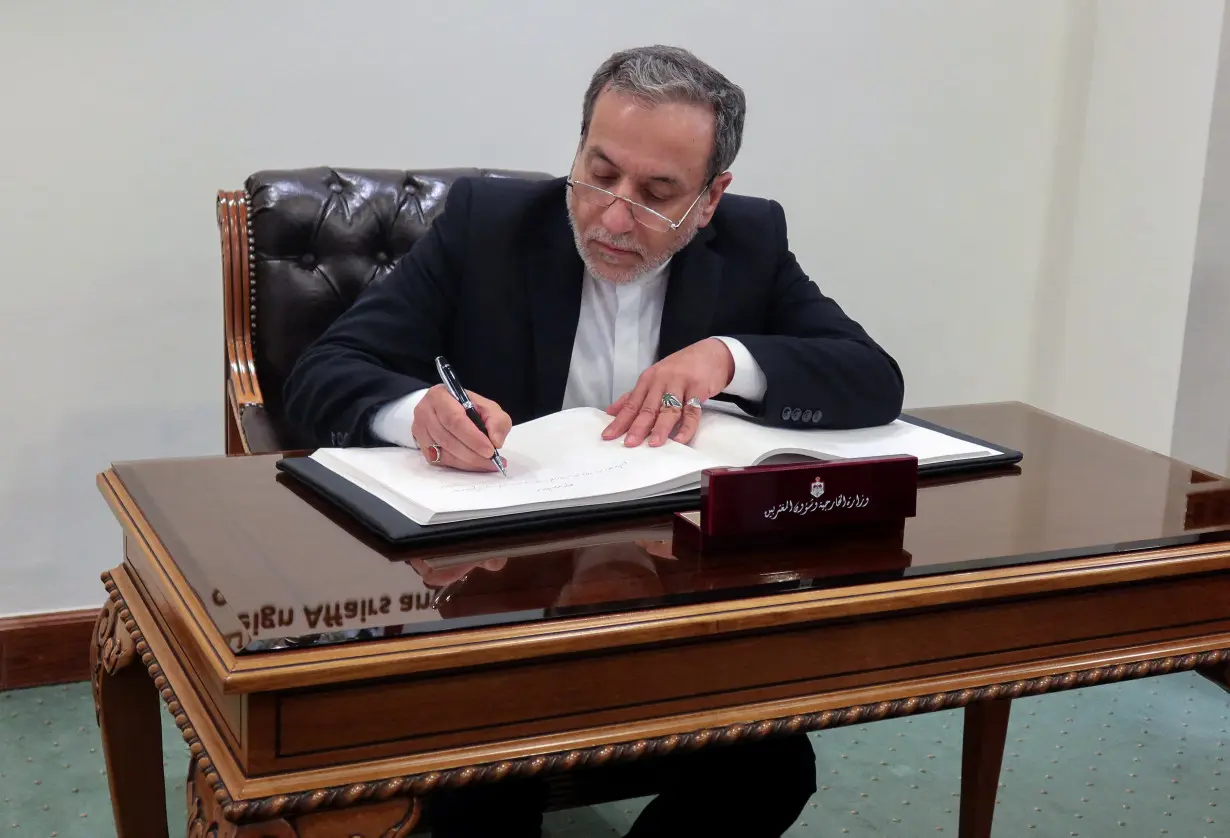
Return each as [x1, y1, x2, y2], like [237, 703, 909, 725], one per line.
[244, 166, 553, 446]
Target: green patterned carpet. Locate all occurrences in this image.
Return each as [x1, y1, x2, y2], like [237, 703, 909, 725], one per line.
[1, 673, 1226, 836]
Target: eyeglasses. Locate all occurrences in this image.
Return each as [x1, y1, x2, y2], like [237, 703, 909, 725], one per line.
[566, 171, 712, 233]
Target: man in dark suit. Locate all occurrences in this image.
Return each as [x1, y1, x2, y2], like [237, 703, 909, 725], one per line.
[285, 44, 903, 838]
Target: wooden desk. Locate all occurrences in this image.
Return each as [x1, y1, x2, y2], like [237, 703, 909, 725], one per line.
[91, 402, 1230, 837]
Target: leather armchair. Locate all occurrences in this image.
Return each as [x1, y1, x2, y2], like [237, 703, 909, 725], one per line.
[216, 167, 668, 819]
[217, 167, 553, 455]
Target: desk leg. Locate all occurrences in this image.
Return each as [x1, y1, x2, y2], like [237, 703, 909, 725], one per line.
[958, 698, 1012, 838]
[90, 598, 169, 838]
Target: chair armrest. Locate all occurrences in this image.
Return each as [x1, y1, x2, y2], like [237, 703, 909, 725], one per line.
[219, 189, 273, 454]
[238, 403, 284, 455]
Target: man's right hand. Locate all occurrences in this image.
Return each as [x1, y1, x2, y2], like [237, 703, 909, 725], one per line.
[410, 385, 512, 471]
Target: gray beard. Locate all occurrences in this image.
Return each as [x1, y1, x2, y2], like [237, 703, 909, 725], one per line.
[565, 194, 698, 284]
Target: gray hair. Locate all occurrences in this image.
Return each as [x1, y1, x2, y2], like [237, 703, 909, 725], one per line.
[580, 45, 746, 185]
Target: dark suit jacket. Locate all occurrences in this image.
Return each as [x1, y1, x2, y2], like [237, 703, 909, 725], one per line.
[282, 176, 905, 448]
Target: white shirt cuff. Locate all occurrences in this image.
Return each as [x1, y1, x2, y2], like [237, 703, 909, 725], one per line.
[713, 336, 767, 402]
[368, 388, 429, 447]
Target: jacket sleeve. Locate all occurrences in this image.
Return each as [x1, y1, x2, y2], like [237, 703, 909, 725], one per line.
[722, 200, 905, 429]
[281, 179, 473, 447]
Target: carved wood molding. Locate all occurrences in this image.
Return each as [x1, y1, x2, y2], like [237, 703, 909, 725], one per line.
[89, 594, 136, 723]
[101, 570, 1230, 825]
[187, 752, 420, 837]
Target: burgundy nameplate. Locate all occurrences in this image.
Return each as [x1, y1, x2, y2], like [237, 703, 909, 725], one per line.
[673, 455, 918, 553]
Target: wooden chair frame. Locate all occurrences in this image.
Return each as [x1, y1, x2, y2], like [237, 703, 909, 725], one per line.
[218, 189, 267, 456]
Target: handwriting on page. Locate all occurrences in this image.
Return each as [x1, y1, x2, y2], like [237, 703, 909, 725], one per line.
[764, 493, 870, 519]
[440, 462, 633, 496]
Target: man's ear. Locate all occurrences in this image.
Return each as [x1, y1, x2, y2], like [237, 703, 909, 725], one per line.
[697, 172, 733, 227]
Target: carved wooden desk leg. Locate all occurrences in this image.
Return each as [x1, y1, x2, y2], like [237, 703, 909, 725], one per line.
[958, 698, 1012, 838]
[90, 598, 170, 838]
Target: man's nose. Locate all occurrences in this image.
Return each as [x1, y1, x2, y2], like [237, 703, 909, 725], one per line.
[600, 198, 637, 236]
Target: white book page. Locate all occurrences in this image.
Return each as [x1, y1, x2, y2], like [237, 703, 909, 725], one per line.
[313, 407, 726, 524]
[689, 411, 995, 466]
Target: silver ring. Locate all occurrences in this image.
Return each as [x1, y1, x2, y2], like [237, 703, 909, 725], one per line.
[661, 392, 683, 409]
[685, 397, 703, 408]
[427, 444, 443, 464]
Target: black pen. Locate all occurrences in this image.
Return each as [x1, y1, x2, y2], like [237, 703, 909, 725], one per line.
[434, 355, 507, 477]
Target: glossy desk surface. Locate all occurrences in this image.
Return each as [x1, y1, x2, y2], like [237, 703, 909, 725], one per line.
[108, 401, 1230, 656]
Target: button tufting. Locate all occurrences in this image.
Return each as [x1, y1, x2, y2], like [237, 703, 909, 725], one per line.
[329, 183, 343, 193]
[376, 251, 389, 264]
[301, 253, 316, 267]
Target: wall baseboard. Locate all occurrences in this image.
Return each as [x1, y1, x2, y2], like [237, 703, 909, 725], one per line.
[0, 608, 97, 691]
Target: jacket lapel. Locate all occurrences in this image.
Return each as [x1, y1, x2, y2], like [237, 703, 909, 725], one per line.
[525, 201, 585, 417]
[657, 225, 722, 359]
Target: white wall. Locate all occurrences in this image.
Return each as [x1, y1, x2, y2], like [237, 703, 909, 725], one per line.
[0, 0, 1223, 617]
[1173, 7, 1230, 474]
[1031, 0, 1224, 457]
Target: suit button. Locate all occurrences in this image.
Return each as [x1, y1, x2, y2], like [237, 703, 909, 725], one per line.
[790, 408, 802, 421]
[801, 409, 812, 422]
[812, 411, 823, 424]
[780, 406, 792, 421]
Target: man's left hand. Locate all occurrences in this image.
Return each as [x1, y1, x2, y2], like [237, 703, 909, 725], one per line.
[603, 338, 735, 447]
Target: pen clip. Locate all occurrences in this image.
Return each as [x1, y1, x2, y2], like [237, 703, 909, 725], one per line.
[434, 355, 471, 406]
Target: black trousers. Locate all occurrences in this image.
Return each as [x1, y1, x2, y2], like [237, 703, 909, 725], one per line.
[427, 733, 817, 837]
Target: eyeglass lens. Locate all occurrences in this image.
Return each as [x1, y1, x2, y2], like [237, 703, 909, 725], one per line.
[570, 183, 674, 232]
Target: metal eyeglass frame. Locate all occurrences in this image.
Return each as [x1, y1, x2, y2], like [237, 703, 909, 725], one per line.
[566, 156, 715, 232]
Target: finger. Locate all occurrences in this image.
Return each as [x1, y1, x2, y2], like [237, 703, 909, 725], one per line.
[421, 562, 481, 587]
[417, 439, 443, 466]
[436, 444, 504, 472]
[421, 409, 500, 471]
[623, 388, 667, 447]
[410, 424, 442, 463]
[436, 399, 498, 459]
[604, 379, 651, 440]
[605, 392, 629, 417]
[670, 394, 704, 444]
[647, 392, 685, 446]
[471, 396, 512, 448]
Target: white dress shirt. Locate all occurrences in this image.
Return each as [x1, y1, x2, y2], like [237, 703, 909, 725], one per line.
[369, 263, 767, 448]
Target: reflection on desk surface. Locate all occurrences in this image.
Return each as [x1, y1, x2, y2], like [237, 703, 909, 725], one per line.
[107, 403, 1230, 655]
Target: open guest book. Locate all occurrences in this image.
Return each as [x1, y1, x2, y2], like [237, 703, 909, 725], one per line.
[277, 405, 1022, 547]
